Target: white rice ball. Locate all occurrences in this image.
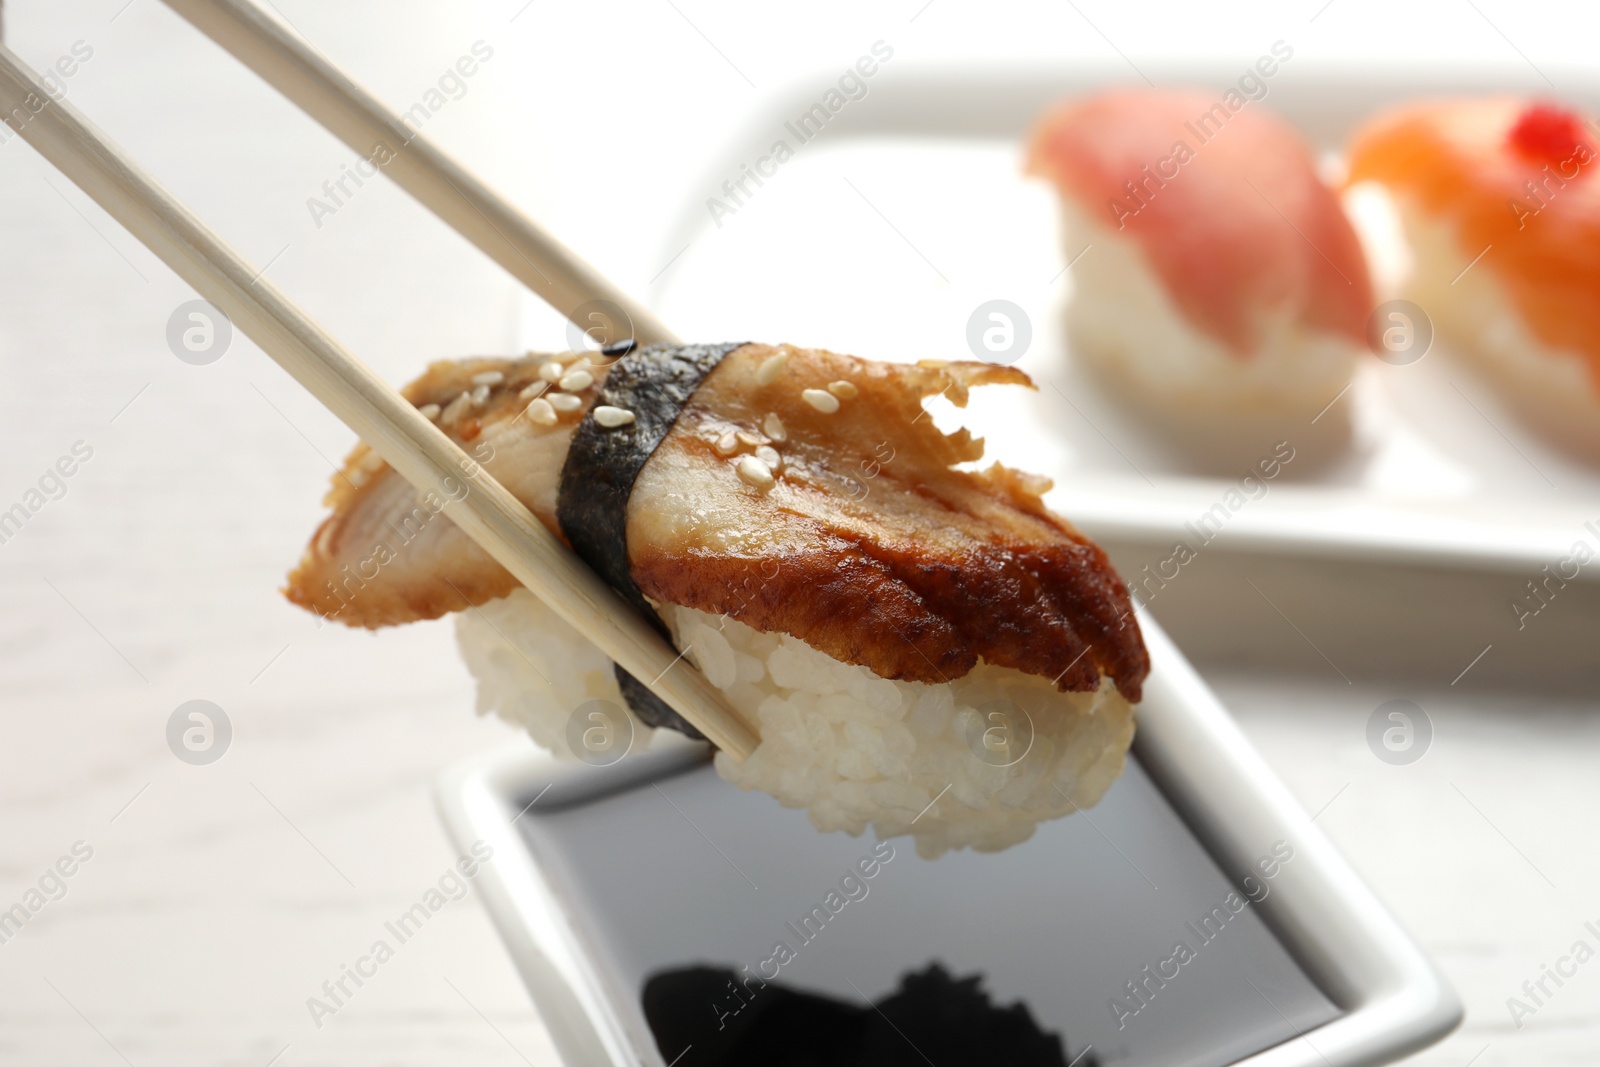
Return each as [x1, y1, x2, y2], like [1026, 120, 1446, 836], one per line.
[1054, 197, 1366, 471]
[456, 589, 1135, 859]
[454, 588, 654, 759]
[1060, 196, 1361, 411]
[1385, 194, 1600, 459]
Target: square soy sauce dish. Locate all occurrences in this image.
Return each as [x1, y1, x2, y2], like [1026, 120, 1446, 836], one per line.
[437, 619, 1459, 1067]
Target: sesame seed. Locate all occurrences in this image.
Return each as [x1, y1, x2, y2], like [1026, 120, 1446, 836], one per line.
[548, 393, 583, 412]
[802, 388, 840, 413]
[418, 403, 442, 421]
[735, 430, 764, 448]
[471, 370, 505, 386]
[518, 382, 546, 401]
[755, 445, 782, 472]
[469, 384, 491, 406]
[539, 362, 564, 382]
[593, 405, 636, 428]
[601, 338, 638, 358]
[441, 391, 475, 423]
[755, 351, 789, 386]
[736, 455, 775, 489]
[762, 412, 787, 442]
[827, 379, 858, 399]
[560, 369, 595, 391]
[714, 431, 740, 456]
[525, 398, 557, 426]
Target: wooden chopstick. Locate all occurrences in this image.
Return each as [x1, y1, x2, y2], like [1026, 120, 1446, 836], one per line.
[160, 0, 679, 349]
[0, 43, 758, 760]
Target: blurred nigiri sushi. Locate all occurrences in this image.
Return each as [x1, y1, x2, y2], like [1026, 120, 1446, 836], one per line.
[1027, 89, 1374, 465]
[1347, 98, 1600, 459]
[285, 342, 1148, 857]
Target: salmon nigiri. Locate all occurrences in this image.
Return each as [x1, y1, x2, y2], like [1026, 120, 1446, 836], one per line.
[1347, 98, 1600, 459]
[1027, 89, 1373, 464]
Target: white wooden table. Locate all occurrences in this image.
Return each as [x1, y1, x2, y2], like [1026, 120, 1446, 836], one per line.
[1, 1, 1596, 1064]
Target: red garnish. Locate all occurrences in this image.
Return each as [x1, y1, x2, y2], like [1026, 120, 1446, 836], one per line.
[1508, 102, 1591, 164]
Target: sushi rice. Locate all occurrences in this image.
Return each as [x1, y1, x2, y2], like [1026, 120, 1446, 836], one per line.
[1060, 198, 1360, 412]
[457, 588, 1134, 859]
[1389, 198, 1600, 456]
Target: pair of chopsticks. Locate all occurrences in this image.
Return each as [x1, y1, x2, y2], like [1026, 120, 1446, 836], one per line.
[0, 0, 758, 758]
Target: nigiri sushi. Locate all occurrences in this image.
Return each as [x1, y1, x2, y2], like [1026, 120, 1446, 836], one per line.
[1346, 98, 1600, 459]
[285, 342, 1148, 858]
[1026, 89, 1374, 466]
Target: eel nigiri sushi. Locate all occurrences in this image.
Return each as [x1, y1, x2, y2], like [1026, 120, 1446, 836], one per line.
[1347, 98, 1600, 459]
[285, 342, 1149, 857]
[1027, 90, 1374, 464]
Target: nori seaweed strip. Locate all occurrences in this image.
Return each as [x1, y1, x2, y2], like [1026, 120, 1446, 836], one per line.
[557, 342, 747, 739]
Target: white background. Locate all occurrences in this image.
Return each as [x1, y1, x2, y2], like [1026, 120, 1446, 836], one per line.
[0, 1, 1596, 1065]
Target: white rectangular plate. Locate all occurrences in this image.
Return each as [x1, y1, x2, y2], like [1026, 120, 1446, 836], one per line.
[636, 64, 1600, 582]
[436, 616, 1459, 1067]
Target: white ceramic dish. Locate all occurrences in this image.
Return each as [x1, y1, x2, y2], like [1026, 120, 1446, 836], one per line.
[637, 64, 1600, 583]
[436, 615, 1460, 1067]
